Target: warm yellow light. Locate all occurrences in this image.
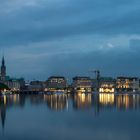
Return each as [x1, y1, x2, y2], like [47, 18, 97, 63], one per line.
[81, 94, 86, 102]
[4, 95, 6, 105]
[99, 93, 115, 105]
[99, 88, 115, 93]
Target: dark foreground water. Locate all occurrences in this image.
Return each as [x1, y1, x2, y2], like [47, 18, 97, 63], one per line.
[0, 93, 140, 140]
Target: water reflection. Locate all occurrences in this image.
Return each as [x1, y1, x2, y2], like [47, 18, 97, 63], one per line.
[0, 93, 140, 130]
[116, 94, 140, 110]
[44, 94, 68, 110]
[99, 94, 115, 105]
[73, 93, 92, 109]
[0, 97, 6, 130]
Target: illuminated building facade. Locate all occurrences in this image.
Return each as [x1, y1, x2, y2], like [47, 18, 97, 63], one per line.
[4, 78, 25, 91]
[45, 76, 67, 92]
[72, 77, 92, 93]
[5, 80, 20, 91]
[116, 77, 139, 92]
[99, 77, 116, 93]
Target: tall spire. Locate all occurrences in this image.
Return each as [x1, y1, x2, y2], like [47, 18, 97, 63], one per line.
[1, 56, 6, 81]
[2, 56, 5, 66]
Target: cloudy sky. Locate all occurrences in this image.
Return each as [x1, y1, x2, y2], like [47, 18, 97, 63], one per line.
[0, 0, 140, 80]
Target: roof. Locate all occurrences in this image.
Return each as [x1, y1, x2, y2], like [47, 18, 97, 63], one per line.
[117, 76, 138, 80]
[0, 83, 9, 90]
[73, 76, 91, 80]
[48, 76, 66, 79]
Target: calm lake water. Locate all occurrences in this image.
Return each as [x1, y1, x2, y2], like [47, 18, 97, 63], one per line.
[0, 93, 140, 140]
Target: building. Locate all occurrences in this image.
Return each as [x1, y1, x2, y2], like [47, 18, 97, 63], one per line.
[99, 77, 116, 93]
[72, 77, 92, 93]
[4, 78, 25, 91]
[0, 56, 25, 91]
[0, 56, 6, 81]
[28, 81, 44, 91]
[116, 77, 139, 92]
[45, 76, 67, 92]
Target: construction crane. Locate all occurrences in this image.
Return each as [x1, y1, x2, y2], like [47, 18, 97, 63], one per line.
[89, 69, 100, 80]
[89, 69, 101, 92]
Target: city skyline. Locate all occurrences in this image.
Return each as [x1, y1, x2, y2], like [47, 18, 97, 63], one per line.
[1, 54, 140, 81]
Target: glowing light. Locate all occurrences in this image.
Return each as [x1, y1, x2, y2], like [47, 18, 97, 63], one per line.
[99, 93, 115, 105]
[99, 88, 115, 93]
[81, 94, 86, 102]
[4, 95, 6, 105]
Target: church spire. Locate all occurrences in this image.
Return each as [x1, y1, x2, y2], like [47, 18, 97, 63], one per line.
[2, 56, 5, 66]
[1, 56, 6, 81]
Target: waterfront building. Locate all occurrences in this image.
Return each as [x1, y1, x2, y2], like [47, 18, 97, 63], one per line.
[99, 77, 116, 93]
[72, 77, 92, 93]
[116, 77, 139, 92]
[0, 56, 25, 92]
[29, 81, 44, 91]
[4, 78, 25, 91]
[45, 76, 67, 92]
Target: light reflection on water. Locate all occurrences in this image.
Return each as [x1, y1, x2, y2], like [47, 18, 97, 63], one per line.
[0, 93, 140, 140]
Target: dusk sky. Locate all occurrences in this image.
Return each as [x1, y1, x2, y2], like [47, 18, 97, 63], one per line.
[0, 0, 140, 80]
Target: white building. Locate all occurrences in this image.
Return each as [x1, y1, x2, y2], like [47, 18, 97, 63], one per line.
[116, 77, 139, 92]
[72, 77, 92, 93]
[45, 76, 67, 92]
[99, 77, 116, 93]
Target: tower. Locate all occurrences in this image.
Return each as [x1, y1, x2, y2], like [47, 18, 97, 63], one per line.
[1, 56, 6, 81]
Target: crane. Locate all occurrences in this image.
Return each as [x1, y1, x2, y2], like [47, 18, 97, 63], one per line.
[89, 69, 101, 92]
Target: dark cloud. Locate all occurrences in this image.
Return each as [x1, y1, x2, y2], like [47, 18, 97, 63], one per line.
[0, 0, 140, 79]
[0, 0, 140, 46]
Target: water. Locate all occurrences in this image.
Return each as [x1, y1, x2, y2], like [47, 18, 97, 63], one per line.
[0, 93, 140, 140]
